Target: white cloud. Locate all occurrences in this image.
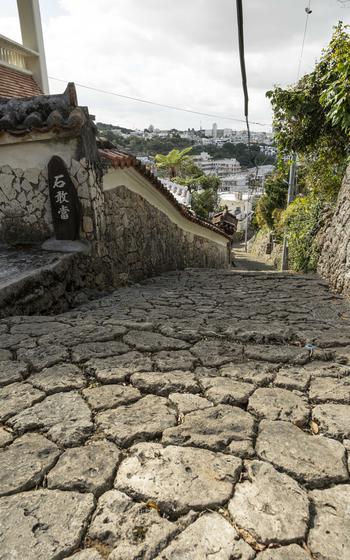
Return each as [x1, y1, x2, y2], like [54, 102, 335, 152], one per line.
[1, 0, 348, 130]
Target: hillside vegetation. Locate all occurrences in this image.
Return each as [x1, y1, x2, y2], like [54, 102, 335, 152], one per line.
[255, 23, 350, 272]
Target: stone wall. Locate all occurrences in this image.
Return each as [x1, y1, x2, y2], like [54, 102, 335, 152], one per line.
[101, 186, 229, 284]
[248, 230, 281, 269]
[0, 137, 100, 245]
[0, 135, 229, 311]
[318, 165, 350, 296]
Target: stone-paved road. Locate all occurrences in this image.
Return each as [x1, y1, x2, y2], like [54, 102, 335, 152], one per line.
[1, 269, 350, 560]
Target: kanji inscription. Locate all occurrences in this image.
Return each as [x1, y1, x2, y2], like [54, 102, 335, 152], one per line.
[48, 156, 81, 240]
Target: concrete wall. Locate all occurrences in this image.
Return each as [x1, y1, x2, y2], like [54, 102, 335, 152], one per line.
[318, 165, 350, 296]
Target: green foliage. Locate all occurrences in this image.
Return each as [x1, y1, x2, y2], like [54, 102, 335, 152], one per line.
[319, 24, 350, 133]
[266, 23, 349, 166]
[255, 167, 289, 230]
[155, 147, 193, 178]
[260, 23, 350, 273]
[99, 130, 194, 157]
[191, 188, 219, 219]
[281, 194, 324, 272]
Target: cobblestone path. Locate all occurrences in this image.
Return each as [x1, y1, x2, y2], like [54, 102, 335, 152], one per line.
[1, 269, 350, 560]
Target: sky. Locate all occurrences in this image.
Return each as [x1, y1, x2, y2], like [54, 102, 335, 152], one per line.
[1, 0, 349, 131]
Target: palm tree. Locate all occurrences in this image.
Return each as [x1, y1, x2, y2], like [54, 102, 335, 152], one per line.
[155, 147, 193, 178]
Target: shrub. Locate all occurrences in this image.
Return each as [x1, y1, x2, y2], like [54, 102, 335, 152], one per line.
[281, 193, 324, 272]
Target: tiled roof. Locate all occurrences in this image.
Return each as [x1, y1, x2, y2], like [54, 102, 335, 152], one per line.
[98, 147, 231, 241]
[0, 65, 42, 98]
[0, 83, 86, 135]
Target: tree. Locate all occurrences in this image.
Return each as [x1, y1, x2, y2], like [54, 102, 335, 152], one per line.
[155, 147, 193, 178]
[191, 188, 219, 219]
[255, 167, 289, 230]
[261, 23, 350, 271]
[266, 23, 350, 182]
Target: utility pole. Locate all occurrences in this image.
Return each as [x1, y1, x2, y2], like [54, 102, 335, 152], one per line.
[244, 178, 252, 253]
[281, 153, 297, 271]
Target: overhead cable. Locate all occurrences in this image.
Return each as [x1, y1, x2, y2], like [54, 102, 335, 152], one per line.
[48, 76, 270, 127]
[297, 0, 312, 79]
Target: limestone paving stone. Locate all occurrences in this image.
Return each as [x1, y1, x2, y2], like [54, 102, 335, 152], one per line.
[124, 330, 189, 351]
[8, 391, 93, 447]
[88, 489, 179, 560]
[0, 332, 35, 349]
[228, 460, 309, 545]
[0, 489, 95, 560]
[303, 361, 350, 378]
[0, 349, 12, 361]
[199, 376, 255, 405]
[344, 439, 350, 471]
[131, 370, 199, 396]
[0, 427, 13, 447]
[219, 361, 277, 386]
[312, 403, 350, 439]
[168, 392, 213, 415]
[227, 439, 255, 458]
[257, 544, 311, 559]
[274, 368, 311, 391]
[84, 351, 153, 383]
[0, 433, 60, 496]
[244, 344, 310, 365]
[66, 551, 104, 560]
[308, 485, 350, 560]
[28, 362, 87, 393]
[0, 360, 28, 387]
[82, 384, 141, 411]
[47, 440, 121, 496]
[71, 341, 130, 362]
[0, 382, 44, 422]
[17, 343, 69, 370]
[248, 388, 310, 427]
[152, 350, 197, 371]
[96, 395, 177, 447]
[162, 404, 255, 452]
[40, 323, 127, 347]
[11, 321, 67, 337]
[104, 319, 154, 331]
[309, 376, 350, 403]
[256, 420, 348, 487]
[116, 442, 242, 515]
[154, 512, 255, 560]
[190, 339, 243, 366]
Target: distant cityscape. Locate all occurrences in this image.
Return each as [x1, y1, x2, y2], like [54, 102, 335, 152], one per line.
[98, 121, 276, 231]
[99, 121, 275, 152]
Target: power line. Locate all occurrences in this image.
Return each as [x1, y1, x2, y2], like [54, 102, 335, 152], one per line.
[297, 0, 312, 80]
[48, 76, 270, 127]
[235, 0, 250, 146]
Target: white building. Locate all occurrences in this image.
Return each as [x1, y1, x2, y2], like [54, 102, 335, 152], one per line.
[219, 173, 250, 192]
[0, 0, 49, 98]
[218, 192, 253, 232]
[202, 158, 241, 177]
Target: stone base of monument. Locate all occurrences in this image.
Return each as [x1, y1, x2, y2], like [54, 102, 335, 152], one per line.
[41, 239, 91, 255]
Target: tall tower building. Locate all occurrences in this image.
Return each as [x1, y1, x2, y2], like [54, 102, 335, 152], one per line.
[212, 122, 218, 140]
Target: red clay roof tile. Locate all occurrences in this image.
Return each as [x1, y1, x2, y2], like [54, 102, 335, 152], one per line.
[0, 65, 42, 98]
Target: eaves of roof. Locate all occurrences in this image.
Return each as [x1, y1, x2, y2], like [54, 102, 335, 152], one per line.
[98, 147, 231, 241]
[0, 83, 86, 137]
